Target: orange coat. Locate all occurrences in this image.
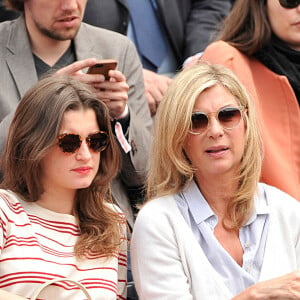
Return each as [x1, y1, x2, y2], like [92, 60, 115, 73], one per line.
[201, 41, 300, 200]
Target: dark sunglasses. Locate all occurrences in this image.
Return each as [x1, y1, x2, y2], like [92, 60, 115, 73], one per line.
[190, 106, 246, 135]
[279, 0, 300, 8]
[57, 131, 109, 153]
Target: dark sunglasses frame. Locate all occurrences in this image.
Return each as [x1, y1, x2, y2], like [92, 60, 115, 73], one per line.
[190, 106, 246, 135]
[279, 0, 300, 8]
[57, 131, 109, 153]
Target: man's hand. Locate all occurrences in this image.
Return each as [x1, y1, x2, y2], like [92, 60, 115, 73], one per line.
[143, 69, 172, 117]
[92, 69, 129, 119]
[56, 58, 129, 119]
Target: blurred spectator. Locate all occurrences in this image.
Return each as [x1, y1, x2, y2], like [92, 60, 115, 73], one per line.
[0, 0, 19, 22]
[83, 0, 232, 116]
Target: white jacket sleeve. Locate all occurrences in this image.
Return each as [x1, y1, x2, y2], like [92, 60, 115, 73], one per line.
[130, 199, 193, 300]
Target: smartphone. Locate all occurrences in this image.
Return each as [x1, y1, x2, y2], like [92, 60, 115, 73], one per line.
[87, 59, 118, 80]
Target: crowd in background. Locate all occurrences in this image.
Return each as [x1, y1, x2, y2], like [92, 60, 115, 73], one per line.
[0, 0, 299, 299]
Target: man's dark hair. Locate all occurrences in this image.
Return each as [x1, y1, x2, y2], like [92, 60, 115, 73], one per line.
[4, 0, 24, 12]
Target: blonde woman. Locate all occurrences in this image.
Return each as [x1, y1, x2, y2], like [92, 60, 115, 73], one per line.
[131, 63, 300, 299]
[198, 0, 300, 200]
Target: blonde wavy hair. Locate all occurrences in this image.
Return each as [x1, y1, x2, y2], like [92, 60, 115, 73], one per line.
[147, 62, 263, 228]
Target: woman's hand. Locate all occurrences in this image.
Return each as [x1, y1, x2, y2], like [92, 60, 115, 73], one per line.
[234, 271, 300, 300]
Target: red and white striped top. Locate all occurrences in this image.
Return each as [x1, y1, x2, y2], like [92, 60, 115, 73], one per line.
[0, 189, 127, 300]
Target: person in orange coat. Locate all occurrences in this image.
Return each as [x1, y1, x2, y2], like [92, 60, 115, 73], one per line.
[188, 0, 300, 200]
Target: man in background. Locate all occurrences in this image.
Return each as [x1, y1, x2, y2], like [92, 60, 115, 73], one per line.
[83, 0, 232, 115]
[0, 0, 152, 229]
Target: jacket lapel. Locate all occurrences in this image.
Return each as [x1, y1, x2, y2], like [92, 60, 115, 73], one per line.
[156, 0, 166, 6]
[156, 0, 182, 60]
[117, 0, 128, 8]
[5, 16, 38, 98]
[74, 23, 99, 61]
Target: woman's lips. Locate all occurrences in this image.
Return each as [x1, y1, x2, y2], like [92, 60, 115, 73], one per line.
[206, 146, 229, 153]
[72, 166, 92, 175]
[205, 146, 229, 157]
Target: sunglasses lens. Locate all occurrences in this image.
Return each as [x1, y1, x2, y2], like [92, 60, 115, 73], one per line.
[88, 132, 108, 152]
[218, 107, 242, 129]
[58, 132, 109, 153]
[58, 134, 81, 153]
[279, 0, 299, 8]
[191, 112, 209, 132]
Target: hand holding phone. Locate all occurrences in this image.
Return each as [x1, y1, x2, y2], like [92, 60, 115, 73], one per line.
[87, 59, 118, 80]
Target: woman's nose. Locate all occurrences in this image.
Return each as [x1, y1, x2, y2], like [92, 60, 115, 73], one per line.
[206, 116, 224, 138]
[75, 140, 92, 161]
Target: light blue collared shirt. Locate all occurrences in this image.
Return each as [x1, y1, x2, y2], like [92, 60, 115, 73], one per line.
[127, 0, 177, 75]
[175, 180, 270, 296]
